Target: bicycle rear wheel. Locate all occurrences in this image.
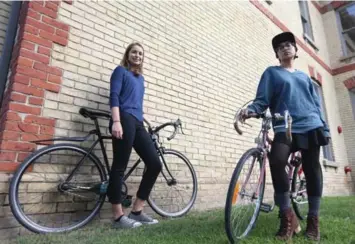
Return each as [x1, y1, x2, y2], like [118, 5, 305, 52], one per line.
[147, 149, 197, 218]
[225, 148, 265, 243]
[9, 143, 107, 233]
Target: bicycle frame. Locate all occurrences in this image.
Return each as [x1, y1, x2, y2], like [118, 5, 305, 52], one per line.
[31, 119, 111, 179]
[31, 116, 178, 188]
[239, 115, 272, 199]
[238, 113, 303, 203]
[9, 107, 195, 235]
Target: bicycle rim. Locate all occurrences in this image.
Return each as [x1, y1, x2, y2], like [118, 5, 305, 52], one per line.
[225, 148, 265, 243]
[147, 149, 197, 218]
[9, 144, 107, 233]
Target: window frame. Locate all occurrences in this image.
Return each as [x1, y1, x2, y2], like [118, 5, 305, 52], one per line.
[299, 1, 314, 41]
[311, 79, 335, 162]
[336, 2, 355, 57]
[350, 88, 355, 120]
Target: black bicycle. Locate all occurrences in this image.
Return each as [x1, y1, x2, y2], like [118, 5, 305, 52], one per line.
[9, 107, 198, 234]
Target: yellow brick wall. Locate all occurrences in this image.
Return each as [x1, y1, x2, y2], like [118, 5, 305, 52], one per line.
[0, 1, 11, 57]
[40, 0, 353, 209]
[334, 71, 355, 192]
[321, 2, 355, 192]
[1, 0, 355, 239]
[50, 1, 282, 209]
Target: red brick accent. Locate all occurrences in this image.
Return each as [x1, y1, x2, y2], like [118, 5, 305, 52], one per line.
[333, 63, 355, 75]
[308, 65, 315, 78]
[0, 1, 70, 171]
[312, 1, 348, 14]
[311, 1, 325, 14]
[38, 46, 51, 56]
[0, 151, 17, 161]
[316, 72, 323, 85]
[344, 77, 355, 90]
[29, 97, 44, 106]
[0, 163, 22, 172]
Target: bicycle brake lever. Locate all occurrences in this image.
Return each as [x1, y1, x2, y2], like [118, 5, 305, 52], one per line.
[180, 125, 185, 135]
[176, 118, 185, 134]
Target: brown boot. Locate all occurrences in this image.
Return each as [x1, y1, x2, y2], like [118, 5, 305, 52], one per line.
[305, 215, 320, 241]
[275, 208, 301, 241]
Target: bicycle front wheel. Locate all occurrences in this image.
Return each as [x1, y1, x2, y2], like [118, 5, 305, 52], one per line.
[9, 143, 107, 234]
[225, 148, 265, 243]
[147, 149, 197, 218]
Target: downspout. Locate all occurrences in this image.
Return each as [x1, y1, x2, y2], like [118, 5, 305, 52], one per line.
[0, 1, 22, 108]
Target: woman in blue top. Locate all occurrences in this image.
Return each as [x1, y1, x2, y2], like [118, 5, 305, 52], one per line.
[108, 42, 161, 228]
[240, 32, 330, 241]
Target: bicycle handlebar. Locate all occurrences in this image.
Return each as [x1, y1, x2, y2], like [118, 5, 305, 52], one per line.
[144, 118, 184, 141]
[234, 110, 293, 142]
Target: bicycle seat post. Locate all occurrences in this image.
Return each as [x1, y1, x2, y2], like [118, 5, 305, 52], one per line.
[93, 118, 102, 136]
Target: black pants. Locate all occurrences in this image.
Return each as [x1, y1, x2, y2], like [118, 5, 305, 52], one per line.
[107, 112, 162, 204]
[269, 142, 323, 197]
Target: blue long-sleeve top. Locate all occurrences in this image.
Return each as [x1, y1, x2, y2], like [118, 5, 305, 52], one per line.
[109, 66, 145, 121]
[247, 66, 330, 137]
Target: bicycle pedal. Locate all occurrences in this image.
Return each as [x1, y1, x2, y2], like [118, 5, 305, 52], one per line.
[260, 203, 272, 213]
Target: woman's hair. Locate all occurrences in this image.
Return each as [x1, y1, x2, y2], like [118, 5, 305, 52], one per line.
[120, 42, 144, 74]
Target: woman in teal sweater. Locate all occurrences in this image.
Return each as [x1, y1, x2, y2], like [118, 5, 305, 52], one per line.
[240, 32, 330, 241]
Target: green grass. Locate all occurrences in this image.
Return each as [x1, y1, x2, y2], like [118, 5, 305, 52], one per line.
[16, 196, 355, 244]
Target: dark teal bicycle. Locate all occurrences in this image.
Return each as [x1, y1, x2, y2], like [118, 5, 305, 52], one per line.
[9, 108, 198, 234]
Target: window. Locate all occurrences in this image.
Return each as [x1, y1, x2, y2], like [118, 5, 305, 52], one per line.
[350, 89, 355, 119]
[336, 3, 355, 56]
[299, 1, 314, 41]
[312, 81, 335, 161]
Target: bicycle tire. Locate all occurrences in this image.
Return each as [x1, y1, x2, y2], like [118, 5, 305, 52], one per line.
[291, 163, 323, 220]
[9, 143, 107, 234]
[147, 149, 197, 218]
[225, 148, 265, 243]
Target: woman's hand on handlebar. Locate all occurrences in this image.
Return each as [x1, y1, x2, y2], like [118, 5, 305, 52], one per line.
[239, 108, 251, 123]
[234, 108, 252, 135]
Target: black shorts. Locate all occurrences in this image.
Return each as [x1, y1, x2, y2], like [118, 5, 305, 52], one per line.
[273, 127, 329, 152]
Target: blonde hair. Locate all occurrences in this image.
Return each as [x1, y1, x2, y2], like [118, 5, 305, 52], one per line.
[120, 42, 144, 74]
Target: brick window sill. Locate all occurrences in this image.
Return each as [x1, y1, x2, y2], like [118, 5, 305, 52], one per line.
[322, 159, 338, 169]
[339, 53, 355, 62]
